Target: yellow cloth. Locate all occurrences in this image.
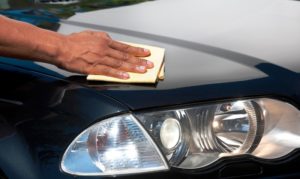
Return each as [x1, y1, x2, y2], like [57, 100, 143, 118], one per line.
[158, 63, 165, 80]
[87, 42, 165, 83]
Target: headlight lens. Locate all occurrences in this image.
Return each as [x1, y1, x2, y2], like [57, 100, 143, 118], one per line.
[61, 114, 168, 176]
[136, 98, 300, 169]
[61, 98, 300, 175]
[136, 100, 264, 168]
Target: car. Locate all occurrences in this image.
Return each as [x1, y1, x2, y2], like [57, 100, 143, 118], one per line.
[1, 0, 300, 178]
[37, 0, 80, 5]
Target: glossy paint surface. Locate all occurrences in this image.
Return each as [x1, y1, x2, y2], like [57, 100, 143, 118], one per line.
[2, 0, 300, 110]
[0, 62, 128, 179]
[1, 0, 300, 178]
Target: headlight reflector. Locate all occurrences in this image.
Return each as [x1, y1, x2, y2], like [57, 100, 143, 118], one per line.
[212, 101, 262, 154]
[136, 99, 267, 169]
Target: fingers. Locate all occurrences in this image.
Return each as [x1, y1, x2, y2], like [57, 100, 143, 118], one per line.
[84, 53, 148, 73]
[102, 56, 147, 73]
[61, 31, 155, 79]
[67, 59, 130, 79]
[107, 49, 154, 68]
[87, 65, 130, 79]
[109, 40, 151, 57]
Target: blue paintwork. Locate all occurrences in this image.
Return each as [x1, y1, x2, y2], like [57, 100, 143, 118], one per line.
[0, 5, 300, 179]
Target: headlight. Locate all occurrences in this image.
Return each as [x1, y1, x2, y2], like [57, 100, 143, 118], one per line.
[61, 114, 168, 176]
[136, 98, 300, 169]
[61, 98, 300, 176]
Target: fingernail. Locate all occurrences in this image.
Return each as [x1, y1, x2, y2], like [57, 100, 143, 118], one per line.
[144, 48, 150, 54]
[146, 60, 154, 68]
[136, 65, 146, 72]
[122, 72, 130, 79]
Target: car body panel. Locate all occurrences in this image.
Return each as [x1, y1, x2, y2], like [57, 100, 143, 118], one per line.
[0, 62, 129, 179]
[1, 0, 300, 178]
[2, 0, 300, 110]
[62, 0, 300, 73]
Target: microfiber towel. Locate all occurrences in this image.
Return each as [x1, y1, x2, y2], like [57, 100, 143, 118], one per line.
[87, 42, 165, 83]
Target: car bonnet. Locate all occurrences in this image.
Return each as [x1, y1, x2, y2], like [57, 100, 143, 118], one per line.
[2, 0, 300, 110]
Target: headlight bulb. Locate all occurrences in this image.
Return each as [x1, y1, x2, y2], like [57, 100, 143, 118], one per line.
[160, 118, 181, 150]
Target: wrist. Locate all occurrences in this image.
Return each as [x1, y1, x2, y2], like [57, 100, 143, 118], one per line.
[34, 29, 67, 66]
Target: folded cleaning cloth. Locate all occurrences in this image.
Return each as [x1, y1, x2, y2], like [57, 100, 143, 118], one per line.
[87, 42, 165, 83]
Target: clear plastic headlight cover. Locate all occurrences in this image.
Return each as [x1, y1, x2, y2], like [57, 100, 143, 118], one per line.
[135, 98, 300, 169]
[61, 114, 168, 176]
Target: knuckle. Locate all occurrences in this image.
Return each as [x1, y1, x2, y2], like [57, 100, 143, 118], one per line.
[122, 53, 129, 61]
[81, 68, 88, 74]
[98, 32, 106, 36]
[56, 60, 66, 69]
[94, 43, 109, 54]
[101, 67, 112, 75]
[63, 63, 70, 70]
[123, 45, 130, 51]
[81, 64, 90, 74]
[102, 56, 111, 64]
[113, 60, 123, 68]
[97, 38, 111, 47]
[132, 46, 140, 52]
[136, 58, 144, 64]
[130, 56, 142, 64]
[139, 47, 145, 52]
[130, 64, 137, 71]
[103, 32, 111, 38]
[135, 47, 144, 54]
[99, 43, 109, 52]
[98, 32, 110, 39]
[100, 49, 108, 56]
[107, 38, 113, 46]
[84, 30, 94, 34]
[142, 59, 149, 65]
[96, 32, 104, 37]
[104, 37, 112, 45]
[59, 59, 74, 70]
[93, 45, 103, 53]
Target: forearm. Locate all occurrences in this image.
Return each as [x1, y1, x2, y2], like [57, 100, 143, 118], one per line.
[0, 16, 153, 78]
[0, 15, 64, 65]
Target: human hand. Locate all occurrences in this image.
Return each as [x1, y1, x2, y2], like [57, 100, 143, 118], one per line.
[55, 31, 153, 79]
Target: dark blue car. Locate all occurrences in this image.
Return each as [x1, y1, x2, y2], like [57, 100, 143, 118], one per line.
[1, 0, 300, 178]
